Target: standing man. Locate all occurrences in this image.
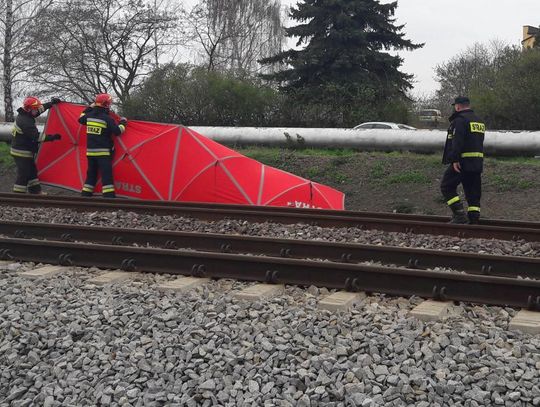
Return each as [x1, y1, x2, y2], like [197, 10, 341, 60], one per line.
[11, 96, 62, 194]
[440, 96, 485, 224]
[79, 93, 127, 198]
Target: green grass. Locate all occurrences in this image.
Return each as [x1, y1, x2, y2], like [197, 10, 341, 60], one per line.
[418, 155, 443, 168]
[238, 147, 540, 168]
[238, 146, 356, 160]
[490, 156, 540, 166]
[489, 175, 536, 192]
[0, 142, 14, 168]
[368, 159, 431, 186]
[369, 161, 387, 179]
[384, 170, 431, 185]
[305, 167, 322, 178]
[305, 165, 349, 184]
[328, 170, 349, 184]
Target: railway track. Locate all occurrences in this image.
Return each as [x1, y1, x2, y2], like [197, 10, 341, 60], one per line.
[1, 220, 539, 310]
[1, 193, 540, 242]
[1, 219, 539, 279]
[1, 192, 537, 228]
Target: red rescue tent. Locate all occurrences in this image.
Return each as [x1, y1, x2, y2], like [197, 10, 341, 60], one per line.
[36, 102, 345, 209]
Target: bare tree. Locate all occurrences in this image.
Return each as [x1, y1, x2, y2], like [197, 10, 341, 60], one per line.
[186, 0, 285, 76]
[186, 1, 234, 72]
[26, 0, 180, 106]
[227, 1, 284, 75]
[434, 41, 520, 107]
[0, 0, 53, 120]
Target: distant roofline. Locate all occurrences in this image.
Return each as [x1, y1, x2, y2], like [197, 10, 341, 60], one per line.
[522, 25, 539, 46]
[524, 25, 539, 35]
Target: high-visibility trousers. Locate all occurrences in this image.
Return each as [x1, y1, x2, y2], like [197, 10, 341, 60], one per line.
[82, 156, 116, 198]
[12, 156, 41, 194]
[440, 165, 481, 213]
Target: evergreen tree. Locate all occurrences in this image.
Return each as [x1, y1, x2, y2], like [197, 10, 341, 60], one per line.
[260, 0, 422, 125]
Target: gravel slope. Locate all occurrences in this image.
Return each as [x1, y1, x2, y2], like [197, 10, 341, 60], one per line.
[0, 205, 539, 407]
[1, 263, 539, 407]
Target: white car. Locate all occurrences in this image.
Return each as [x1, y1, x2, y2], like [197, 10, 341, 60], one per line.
[353, 122, 417, 130]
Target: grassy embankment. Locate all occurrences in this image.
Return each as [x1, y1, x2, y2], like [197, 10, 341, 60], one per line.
[0, 143, 538, 214]
[239, 146, 540, 190]
[238, 147, 540, 214]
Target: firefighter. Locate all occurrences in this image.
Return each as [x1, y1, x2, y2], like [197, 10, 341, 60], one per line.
[79, 93, 127, 198]
[440, 96, 485, 224]
[11, 96, 62, 194]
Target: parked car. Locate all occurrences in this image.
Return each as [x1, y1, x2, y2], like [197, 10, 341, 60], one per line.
[353, 122, 417, 130]
[418, 109, 442, 123]
[417, 108, 443, 128]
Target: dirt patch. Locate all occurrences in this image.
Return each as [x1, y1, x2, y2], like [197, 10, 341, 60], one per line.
[240, 149, 540, 221]
[0, 149, 539, 221]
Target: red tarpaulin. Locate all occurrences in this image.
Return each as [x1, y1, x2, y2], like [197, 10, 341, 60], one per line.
[35, 102, 345, 209]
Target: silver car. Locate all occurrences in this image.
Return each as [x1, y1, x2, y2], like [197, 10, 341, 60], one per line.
[354, 122, 417, 130]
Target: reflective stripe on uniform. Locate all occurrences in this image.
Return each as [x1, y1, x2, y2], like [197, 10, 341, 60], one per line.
[82, 184, 94, 193]
[469, 122, 486, 133]
[447, 196, 460, 205]
[13, 184, 27, 193]
[102, 184, 115, 193]
[87, 119, 107, 136]
[10, 148, 33, 158]
[12, 124, 23, 136]
[118, 124, 126, 134]
[87, 152, 110, 156]
[87, 148, 110, 157]
[461, 152, 483, 158]
[28, 178, 40, 187]
[87, 120, 107, 128]
[468, 206, 481, 212]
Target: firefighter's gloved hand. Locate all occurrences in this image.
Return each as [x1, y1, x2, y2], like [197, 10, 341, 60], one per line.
[119, 117, 128, 126]
[45, 133, 62, 141]
[50, 98, 61, 104]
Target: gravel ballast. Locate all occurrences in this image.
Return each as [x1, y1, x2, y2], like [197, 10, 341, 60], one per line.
[0, 205, 538, 258]
[1, 263, 540, 406]
[1, 204, 539, 406]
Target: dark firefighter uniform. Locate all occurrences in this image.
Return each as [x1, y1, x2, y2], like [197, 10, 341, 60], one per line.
[11, 101, 60, 193]
[441, 107, 485, 224]
[79, 106, 126, 198]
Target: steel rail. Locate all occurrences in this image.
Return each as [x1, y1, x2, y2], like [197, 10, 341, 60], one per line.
[0, 237, 539, 310]
[1, 192, 538, 230]
[1, 195, 539, 242]
[1, 220, 539, 279]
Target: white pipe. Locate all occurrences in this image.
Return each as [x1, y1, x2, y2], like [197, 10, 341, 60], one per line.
[1, 123, 539, 156]
[191, 127, 540, 156]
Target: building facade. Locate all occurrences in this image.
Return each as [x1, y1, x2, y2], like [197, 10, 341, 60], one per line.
[522, 25, 539, 49]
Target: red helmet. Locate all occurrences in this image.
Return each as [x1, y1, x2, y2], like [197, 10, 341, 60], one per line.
[23, 96, 43, 112]
[95, 93, 113, 108]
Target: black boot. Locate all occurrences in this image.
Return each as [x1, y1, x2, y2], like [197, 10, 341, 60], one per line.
[468, 211, 480, 225]
[449, 202, 468, 224]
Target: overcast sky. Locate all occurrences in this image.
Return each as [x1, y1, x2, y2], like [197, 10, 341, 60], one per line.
[279, 0, 540, 96]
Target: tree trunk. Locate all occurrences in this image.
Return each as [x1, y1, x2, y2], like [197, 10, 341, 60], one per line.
[3, 0, 14, 122]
